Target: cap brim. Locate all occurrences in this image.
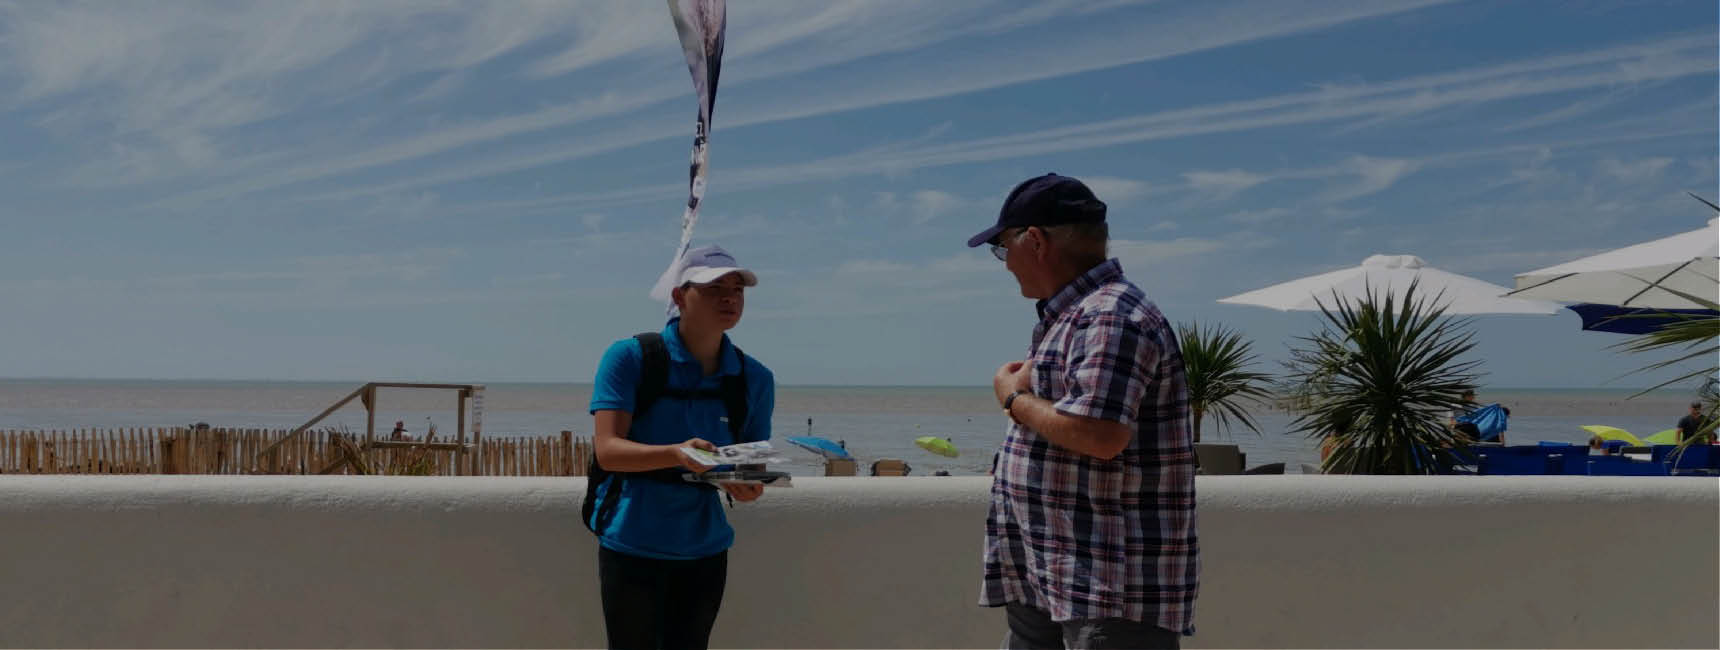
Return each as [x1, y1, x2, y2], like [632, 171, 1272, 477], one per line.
[966, 224, 1005, 248]
[683, 267, 758, 287]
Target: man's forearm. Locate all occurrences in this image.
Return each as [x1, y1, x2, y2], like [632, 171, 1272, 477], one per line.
[1008, 393, 1131, 460]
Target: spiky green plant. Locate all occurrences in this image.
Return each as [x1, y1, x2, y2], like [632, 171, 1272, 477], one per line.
[1284, 282, 1483, 474]
[1613, 286, 1720, 450]
[1177, 322, 1274, 443]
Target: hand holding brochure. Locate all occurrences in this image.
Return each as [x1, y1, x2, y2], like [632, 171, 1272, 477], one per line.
[684, 470, 793, 488]
[678, 440, 787, 467]
[678, 441, 792, 487]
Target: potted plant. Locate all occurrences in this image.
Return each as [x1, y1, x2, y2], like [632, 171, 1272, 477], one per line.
[1282, 282, 1481, 474]
[1177, 322, 1273, 443]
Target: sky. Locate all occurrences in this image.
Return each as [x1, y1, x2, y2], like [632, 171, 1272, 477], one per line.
[0, 0, 1714, 389]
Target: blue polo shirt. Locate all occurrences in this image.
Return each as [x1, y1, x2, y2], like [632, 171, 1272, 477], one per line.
[588, 318, 774, 560]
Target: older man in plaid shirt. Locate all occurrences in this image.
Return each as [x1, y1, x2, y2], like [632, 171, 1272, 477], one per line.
[966, 173, 1198, 650]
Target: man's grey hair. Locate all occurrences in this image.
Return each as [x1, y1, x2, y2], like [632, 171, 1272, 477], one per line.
[1040, 222, 1109, 267]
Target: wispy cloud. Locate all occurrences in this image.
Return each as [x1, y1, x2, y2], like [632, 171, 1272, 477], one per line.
[1595, 156, 1675, 183]
[1081, 176, 1152, 204]
[1112, 232, 1276, 268]
[117, 0, 1464, 209]
[1435, 247, 1611, 275]
[1183, 169, 1270, 197]
[1223, 207, 1294, 224]
[443, 30, 1714, 218]
[836, 259, 915, 275]
[143, 248, 465, 292]
[0, 1, 606, 186]
[907, 190, 970, 225]
[1318, 156, 1422, 203]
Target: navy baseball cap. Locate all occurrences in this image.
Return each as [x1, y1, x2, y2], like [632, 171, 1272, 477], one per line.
[965, 173, 1108, 248]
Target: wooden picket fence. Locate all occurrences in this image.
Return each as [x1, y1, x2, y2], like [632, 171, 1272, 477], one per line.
[0, 427, 592, 477]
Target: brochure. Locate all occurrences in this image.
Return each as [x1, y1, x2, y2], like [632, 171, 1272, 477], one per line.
[677, 440, 787, 467]
[684, 470, 794, 488]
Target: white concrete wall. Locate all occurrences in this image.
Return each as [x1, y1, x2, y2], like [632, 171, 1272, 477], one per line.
[0, 475, 1714, 649]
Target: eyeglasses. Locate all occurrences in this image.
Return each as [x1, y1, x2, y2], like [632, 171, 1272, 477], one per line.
[989, 229, 1026, 261]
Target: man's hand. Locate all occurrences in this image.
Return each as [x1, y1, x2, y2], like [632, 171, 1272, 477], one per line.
[721, 482, 765, 502]
[993, 360, 1032, 406]
[668, 438, 718, 473]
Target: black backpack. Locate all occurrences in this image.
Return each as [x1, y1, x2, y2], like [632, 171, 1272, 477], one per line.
[580, 331, 750, 534]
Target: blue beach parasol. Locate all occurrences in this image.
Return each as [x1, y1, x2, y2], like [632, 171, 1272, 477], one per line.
[785, 436, 852, 460]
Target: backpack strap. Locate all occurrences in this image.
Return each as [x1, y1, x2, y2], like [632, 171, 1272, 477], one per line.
[583, 332, 741, 534]
[582, 332, 674, 534]
[720, 345, 749, 441]
[633, 332, 669, 418]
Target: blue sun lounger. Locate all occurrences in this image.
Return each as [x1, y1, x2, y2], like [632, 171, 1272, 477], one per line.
[1586, 455, 1669, 476]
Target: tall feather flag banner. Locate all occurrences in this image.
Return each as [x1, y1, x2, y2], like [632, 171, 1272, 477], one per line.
[649, 0, 727, 304]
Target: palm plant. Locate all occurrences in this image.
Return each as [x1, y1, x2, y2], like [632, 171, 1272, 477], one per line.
[1177, 322, 1273, 443]
[1283, 282, 1482, 474]
[1614, 287, 1720, 449]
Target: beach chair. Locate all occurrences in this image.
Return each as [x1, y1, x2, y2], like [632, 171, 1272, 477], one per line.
[1430, 445, 1479, 475]
[1193, 443, 1245, 475]
[1244, 462, 1285, 475]
[1551, 446, 1590, 475]
[870, 458, 908, 477]
[1649, 445, 1678, 465]
[1529, 442, 1589, 474]
[1587, 456, 1669, 476]
[1476, 446, 1556, 475]
[1657, 445, 1716, 476]
[824, 458, 857, 476]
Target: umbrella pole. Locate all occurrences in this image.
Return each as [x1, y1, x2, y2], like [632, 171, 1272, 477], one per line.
[1619, 259, 1696, 307]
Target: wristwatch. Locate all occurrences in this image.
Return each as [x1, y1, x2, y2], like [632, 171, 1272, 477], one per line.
[1002, 390, 1028, 421]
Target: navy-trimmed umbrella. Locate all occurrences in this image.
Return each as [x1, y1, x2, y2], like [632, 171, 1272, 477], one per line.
[1567, 303, 1720, 334]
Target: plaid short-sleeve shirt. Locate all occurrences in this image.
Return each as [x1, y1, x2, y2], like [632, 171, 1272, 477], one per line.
[979, 259, 1199, 634]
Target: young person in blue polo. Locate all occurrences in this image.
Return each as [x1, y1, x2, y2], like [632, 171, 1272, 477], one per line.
[586, 245, 775, 650]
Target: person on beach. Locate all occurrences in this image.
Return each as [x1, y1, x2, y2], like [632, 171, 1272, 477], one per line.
[1676, 401, 1715, 444]
[968, 173, 1197, 649]
[1448, 389, 1481, 441]
[1449, 388, 1509, 445]
[586, 245, 775, 650]
[390, 420, 408, 440]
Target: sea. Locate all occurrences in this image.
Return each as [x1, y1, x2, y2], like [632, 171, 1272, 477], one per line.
[0, 379, 1699, 476]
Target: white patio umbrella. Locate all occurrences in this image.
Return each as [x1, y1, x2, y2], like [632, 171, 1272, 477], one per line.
[1505, 217, 1719, 310]
[1219, 254, 1562, 315]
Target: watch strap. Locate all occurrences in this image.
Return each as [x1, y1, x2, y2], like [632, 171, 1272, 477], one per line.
[1002, 390, 1028, 419]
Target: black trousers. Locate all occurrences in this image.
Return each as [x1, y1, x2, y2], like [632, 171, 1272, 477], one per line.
[1004, 603, 1181, 650]
[598, 546, 728, 650]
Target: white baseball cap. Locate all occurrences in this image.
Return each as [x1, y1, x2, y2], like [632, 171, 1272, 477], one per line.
[650, 244, 758, 303]
[676, 245, 758, 287]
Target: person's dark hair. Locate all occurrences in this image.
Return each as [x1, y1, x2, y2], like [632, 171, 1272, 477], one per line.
[1461, 388, 1476, 398]
[1041, 222, 1109, 268]
[1693, 401, 1704, 409]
